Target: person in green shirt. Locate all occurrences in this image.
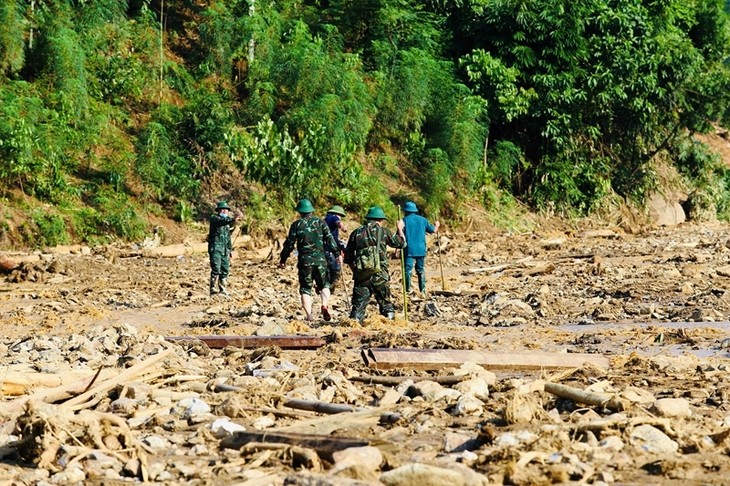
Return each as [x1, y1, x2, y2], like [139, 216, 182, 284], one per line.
[279, 199, 339, 321]
[343, 206, 406, 321]
[208, 201, 241, 297]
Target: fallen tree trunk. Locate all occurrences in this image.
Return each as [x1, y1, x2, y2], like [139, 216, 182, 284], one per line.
[544, 382, 627, 412]
[166, 335, 326, 350]
[362, 348, 610, 371]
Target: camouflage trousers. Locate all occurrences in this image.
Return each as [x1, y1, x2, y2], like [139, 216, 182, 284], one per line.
[209, 248, 231, 294]
[298, 262, 329, 295]
[349, 272, 394, 321]
[326, 251, 342, 291]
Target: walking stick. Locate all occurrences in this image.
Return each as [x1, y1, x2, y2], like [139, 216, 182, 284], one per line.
[398, 207, 408, 322]
[437, 230, 446, 291]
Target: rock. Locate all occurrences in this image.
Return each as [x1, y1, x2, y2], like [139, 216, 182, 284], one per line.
[175, 397, 211, 418]
[629, 425, 679, 454]
[453, 377, 489, 400]
[252, 414, 276, 430]
[255, 319, 285, 336]
[652, 398, 691, 418]
[599, 435, 625, 451]
[647, 193, 686, 226]
[331, 446, 383, 474]
[142, 435, 171, 451]
[443, 432, 479, 453]
[408, 381, 461, 403]
[495, 430, 539, 447]
[452, 393, 484, 416]
[452, 362, 496, 386]
[210, 418, 246, 438]
[110, 397, 138, 416]
[380, 463, 465, 486]
[50, 466, 86, 484]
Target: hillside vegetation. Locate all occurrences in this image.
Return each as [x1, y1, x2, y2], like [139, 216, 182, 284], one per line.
[2, 0, 730, 248]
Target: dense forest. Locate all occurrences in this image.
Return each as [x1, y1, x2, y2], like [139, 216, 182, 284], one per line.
[2, 0, 730, 246]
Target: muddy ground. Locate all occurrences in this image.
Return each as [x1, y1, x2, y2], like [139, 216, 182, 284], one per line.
[1, 219, 730, 485]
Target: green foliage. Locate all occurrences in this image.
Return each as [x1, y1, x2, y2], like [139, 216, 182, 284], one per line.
[73, 187, 147, 242]
[32, 210, 70, 247]
[136, 120, 200, 201]
[0, 0, 25, 76]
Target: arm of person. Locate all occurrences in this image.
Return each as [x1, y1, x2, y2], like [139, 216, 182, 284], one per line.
[279, 222, 297, 266]
[426, 219, 439, 234]
[343, 231, 357, 267]
[322, 220, 339, 254]
[386, 220, 406, 249]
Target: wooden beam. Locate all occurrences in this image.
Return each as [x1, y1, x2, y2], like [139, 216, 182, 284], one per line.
[165, 335, 326, 350]
[362, 348, 610, 371]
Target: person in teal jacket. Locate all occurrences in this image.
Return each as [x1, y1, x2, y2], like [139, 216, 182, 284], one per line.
[208, 201, 241, 296]
[402, 201, 440, 295]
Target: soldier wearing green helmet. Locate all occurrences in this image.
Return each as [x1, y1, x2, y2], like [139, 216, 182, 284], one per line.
[279, 199, 340, 321]
[343, 206, 406, 321]
[208, 200, 242, 296]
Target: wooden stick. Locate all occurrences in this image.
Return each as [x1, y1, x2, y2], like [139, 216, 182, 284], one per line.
[362, 348, 610, 371]
[398, 206, 408, 322]
[436, 230, 445, 291]
[544, 382, 627, 412]
[283, 399, 365, 415]
[60, 349, 174, 409]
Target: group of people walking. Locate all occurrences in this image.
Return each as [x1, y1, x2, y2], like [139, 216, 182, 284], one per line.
[208, 198, 440, 322]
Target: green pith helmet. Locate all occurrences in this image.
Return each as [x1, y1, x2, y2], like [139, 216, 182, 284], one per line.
[215, 201, 231, 211]
[403, 201, 418, 213]
[295, 198, 315, 213]
[327, 205, 346, 217]
[365, 206, 387, 220]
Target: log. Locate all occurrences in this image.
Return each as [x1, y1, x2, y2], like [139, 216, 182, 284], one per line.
[60, 349, 174, 409]
[350, 374, 467, 387]
[544, 382, 627, 412]
[362, 348, 610, 371]
[283, 399, 364, 415]
[0, 370, 117, 416]
[0, 369, 99, 389]
[220, 430, 369, 457]
[166, 335, 326, 350]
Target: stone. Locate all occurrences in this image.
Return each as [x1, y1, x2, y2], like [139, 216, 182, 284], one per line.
[175, 397, 211, 418]
[629, 425, 679, 454]
[443, 431, 480, 453]
[331, 446, 383, 474]
[408, 381, 461, 403]
[210, 418, 246, 438]
[380, 463, 465, 486]
[647, 193, 686, 226]
[452, 393, 484, 416]
[652, 398, 691, 418]
[452, 362, 496, 386]
[453, 377, 489, 400]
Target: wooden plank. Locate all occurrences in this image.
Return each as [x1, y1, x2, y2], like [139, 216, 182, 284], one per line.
[165, 335, 327, 350]
[362, 348, 610, 371]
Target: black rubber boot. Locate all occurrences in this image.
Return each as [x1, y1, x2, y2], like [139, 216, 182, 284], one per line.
[219, 278, 230, 297]
[209, 275, 218, 296]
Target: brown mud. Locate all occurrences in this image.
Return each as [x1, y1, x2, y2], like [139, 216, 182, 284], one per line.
[1, 221, 730, 484]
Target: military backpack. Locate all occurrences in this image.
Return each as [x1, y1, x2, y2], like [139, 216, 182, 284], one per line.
[353, 225, 381, 279]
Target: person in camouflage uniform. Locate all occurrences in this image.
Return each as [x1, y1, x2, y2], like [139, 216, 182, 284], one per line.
[279, 199, 339, 321]
[344, 206, 406, 321]
[208, 201, 241, 297]
[324, 205, 347, 292]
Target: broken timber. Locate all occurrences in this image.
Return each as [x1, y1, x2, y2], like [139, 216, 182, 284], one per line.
[165, 335, 326, 350]
[362, 348, 610, 371]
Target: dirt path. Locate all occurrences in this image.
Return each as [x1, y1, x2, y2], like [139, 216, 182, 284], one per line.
[1, 221, 730, 484]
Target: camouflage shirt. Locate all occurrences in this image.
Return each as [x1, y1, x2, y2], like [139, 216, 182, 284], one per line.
[208, 213, 236, 253]
[280, 215, 338, 267]
[344, 221, 405, 275]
